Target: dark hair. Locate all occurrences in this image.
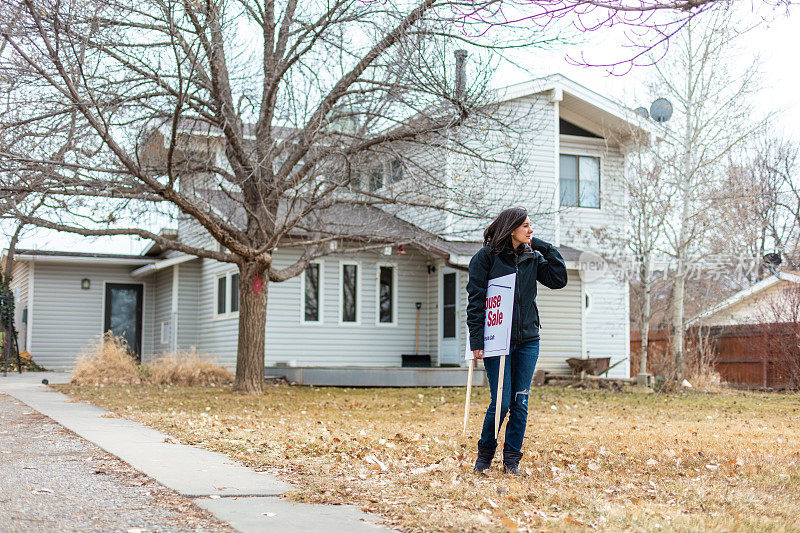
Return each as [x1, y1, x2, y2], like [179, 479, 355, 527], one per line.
[483, 207, 528, 254]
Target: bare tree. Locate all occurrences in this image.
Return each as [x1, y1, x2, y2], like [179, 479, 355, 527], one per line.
[0, 0, 752, 392]
[649, 8, 767, 381]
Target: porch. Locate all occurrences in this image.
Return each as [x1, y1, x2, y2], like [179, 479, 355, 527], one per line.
[264, 365, 486, 387]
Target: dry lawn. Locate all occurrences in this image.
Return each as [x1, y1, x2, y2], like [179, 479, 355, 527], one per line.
[55, 383, 800, 532]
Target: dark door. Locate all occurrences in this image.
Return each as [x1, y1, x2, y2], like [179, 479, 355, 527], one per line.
[104, 283, 144, 360]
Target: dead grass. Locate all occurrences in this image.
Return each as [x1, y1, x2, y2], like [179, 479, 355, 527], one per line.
[55, 383, 800, 532]
[146, 348, 233, 387]
[71, 334, 143, 386]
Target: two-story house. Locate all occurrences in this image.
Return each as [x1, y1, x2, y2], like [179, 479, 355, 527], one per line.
[7, 74, 649, 383]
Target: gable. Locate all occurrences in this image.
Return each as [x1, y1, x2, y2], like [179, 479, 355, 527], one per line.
[559, 119, 602, 139]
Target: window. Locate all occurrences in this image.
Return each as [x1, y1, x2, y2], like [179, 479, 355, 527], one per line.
[442, 272, 456, 338]
[216, 275, 227, 315]
[215, 272, 240, 318]
[368, 168, 383, 191]
[390, 159, 403, 184]
[340, 262, 359, 323]
[559, 154, 600, 208]
[377, 265, 396, 324]
[230, 273, 239, 313]
[302, 262, 323, 323]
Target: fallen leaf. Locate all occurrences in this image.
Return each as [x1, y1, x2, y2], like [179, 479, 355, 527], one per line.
[501, 517, 519, 531]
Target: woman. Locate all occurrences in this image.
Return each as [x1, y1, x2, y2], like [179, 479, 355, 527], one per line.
[467, 207, 567, 475]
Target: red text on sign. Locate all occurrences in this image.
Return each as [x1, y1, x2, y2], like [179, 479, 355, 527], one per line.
[486, 309, 503, 327]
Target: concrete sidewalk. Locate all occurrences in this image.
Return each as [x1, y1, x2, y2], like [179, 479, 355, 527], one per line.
[0, 372, 392, 533]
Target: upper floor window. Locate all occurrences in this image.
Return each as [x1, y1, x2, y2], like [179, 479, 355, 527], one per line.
[368, 168, 383, 191]
[215, 271, 239, 318]
[560, 154, 600, 209]
[389, 159, 404, 184]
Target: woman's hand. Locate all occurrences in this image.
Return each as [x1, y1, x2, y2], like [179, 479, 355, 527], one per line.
[472, 349, 484, 360]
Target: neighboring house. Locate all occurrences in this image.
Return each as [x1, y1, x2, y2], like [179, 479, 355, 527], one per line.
[7, 74, 649, 382]
[682, 272, 800, 388]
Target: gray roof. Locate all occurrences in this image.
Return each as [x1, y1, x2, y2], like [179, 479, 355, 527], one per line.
[14, 249, 152, 260]
[435, 240, 583, 262]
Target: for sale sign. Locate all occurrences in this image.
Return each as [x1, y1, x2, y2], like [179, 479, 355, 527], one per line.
[465, 272, 516, 359]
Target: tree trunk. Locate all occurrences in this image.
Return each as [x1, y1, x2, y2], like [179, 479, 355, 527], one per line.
[234, 261, 269, 393]
[639, 251, 651, 375]
[670, 263, 686, 382]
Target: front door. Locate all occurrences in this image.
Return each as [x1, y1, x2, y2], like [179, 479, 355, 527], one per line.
[439, 269, 460, 365]
[104, 283, 144, 360]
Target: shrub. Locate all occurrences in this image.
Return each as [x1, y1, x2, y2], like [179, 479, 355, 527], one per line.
[71, 333, 143, 385]
[146, 348, 232, 386]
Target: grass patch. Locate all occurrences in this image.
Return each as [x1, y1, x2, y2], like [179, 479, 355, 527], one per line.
[55, 383, 800, 532]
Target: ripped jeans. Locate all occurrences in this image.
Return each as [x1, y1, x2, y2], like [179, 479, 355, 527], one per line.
[477, 340, 540, 454]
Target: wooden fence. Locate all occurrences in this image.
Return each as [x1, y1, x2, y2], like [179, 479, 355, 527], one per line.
[630, 325, 797, 389]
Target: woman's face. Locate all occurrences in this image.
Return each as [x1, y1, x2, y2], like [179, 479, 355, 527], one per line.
[510, 216, 533, 247]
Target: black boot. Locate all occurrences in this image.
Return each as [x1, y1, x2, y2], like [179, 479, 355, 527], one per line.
[502, 445, 523, 476]
[473, 444, 496, 475]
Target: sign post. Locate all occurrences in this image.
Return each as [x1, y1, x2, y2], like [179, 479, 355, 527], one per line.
[463, 273, 516, 439]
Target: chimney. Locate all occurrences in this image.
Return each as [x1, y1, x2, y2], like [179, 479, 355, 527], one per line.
[454, 49, 467, 102]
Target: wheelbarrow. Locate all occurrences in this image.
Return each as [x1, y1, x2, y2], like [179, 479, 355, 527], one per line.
[566, 357, 611, 376]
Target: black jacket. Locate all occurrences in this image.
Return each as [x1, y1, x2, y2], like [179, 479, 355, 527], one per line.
[466, 237, 568, 350]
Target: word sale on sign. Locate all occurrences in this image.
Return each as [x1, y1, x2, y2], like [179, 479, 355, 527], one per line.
[486, 294, 504, 326]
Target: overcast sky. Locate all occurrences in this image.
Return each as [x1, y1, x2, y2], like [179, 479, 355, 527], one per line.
[9, 3, 799, 255]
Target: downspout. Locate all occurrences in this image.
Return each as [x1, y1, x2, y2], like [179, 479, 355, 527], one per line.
[171, 265, 179, 352]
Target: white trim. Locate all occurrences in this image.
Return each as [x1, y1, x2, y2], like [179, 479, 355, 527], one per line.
[338, 260, 361, 325]
[16, 254, 154, 266]
[553, 97, 561, 247]
[438, 267, 460, 365]
[686, 273, 800, 327]
[580, 276, 587, 358]
[558, 152, 603, 210]
[212, 269, 240, 321]
[26, 261, 34, 354]
[131, 253, 196, 279]
[171, 265, 179, 351]
[495, 74, 654, 140]
[213, 273, 227, 319]
[375, 262, 399, 327]
[229, 271, 240, 318]
[300, 260, 325, 325]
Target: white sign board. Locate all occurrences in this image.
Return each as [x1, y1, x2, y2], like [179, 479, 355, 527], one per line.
[465, 272, 516, 359]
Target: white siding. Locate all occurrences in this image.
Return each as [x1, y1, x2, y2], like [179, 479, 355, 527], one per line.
[449, 94, 558, 242]
[583, 272, 630, 378]
[28, 262, 155, 371]
[195, 248, 436, 368]
[177, 260, 201, 349]
[10, 261, 30, 352]
[151, 268, 173, 360]
[537, 270, 583, 373]
[558, 135, 626, 249]
[459, 269, 582, 374]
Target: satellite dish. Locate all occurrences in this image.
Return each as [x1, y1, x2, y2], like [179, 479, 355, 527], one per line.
[634, 107, 649, 119]
[764, 252, 782, 267]
[650, 98, 673, 123]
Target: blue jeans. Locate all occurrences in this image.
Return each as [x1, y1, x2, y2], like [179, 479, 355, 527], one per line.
[477, 340, 539, 454]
